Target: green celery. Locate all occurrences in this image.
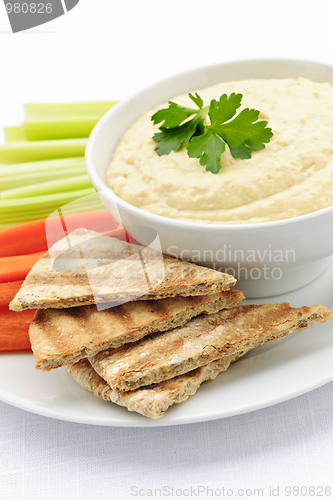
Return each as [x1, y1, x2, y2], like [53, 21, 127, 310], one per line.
[0, 157, 86, 190]
[0, 187, 96, 213]
[0, 208, 64, 222]
[0, 101, 116, 228]
[0, 156, 85, 174]
[1, 174, 93, 199]
[0, 139, 87, 164]
[0, 168, 86, 191]
[22, 101, 117, 141]
[24, 102, 117, 120]
[23, 118, 99, 141]
[0, 197, 103, 220]
[4, 126, 26, 142]
[0, 199, 104, 228]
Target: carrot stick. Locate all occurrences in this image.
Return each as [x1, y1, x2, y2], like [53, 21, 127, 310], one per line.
[0, 251, 45, 283]
[0, 218, 49, 257]
[0, 325, 31, 351]
[0, 210, 120, 257]
[0, 307, 34, 351]
[0, 306, 36, 325]
[0, 281, 24, 306]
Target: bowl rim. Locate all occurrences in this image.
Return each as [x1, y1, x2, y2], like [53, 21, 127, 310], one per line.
[85, 57, 333, 232]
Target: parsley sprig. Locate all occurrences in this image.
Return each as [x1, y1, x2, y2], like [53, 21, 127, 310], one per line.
[151, 92, 273, 174]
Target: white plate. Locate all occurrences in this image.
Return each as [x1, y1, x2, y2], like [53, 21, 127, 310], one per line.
[1, 259, 333, 427]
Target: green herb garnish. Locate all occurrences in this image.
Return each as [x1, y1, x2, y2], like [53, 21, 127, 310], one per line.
[151, 92, 273, 174]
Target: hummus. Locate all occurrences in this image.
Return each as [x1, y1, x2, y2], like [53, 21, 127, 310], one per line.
[106, 77, 333, 224]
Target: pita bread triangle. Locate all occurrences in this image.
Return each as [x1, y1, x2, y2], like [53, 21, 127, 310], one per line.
[10, 228, 236, 311]
[69, 302, 333, 419]
[89, 302, 333, 392]
[30, 289, 244, 371]
[67, 357, 240, 420]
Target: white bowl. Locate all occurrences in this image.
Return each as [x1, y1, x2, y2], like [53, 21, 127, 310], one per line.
[85, 59, 333, 298]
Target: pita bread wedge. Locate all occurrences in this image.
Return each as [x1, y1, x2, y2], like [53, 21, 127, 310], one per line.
[89, 302, 333, 392]
[67, 354, 243, 419]
[9, 228, 236, 311]
[30, 289, 244, 371]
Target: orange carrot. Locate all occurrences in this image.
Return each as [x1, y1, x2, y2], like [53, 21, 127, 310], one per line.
[0, 280, 24, 306]
[0, 306, 36, 325]
[0, 218, 49, 258]
[0, 210, 119, 257]
[0, 251, 45, 283]
[0, 307, 34, 351]
[0, 325, 31, 351]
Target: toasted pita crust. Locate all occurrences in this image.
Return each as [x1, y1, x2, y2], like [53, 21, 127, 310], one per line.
[90, 303, 333, 392]
[9, 228, 236, 311]
[29, 289, 243, 371]
[67, 354, 244, 419]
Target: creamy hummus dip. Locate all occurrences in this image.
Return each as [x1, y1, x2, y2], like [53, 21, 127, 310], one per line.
[106, 78, 333, 224]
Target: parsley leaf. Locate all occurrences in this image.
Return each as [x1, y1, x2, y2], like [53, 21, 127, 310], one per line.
[151, 91, 273, 173]
[153, 118, 199, 156]
[188, 92, 204, 109]
[187, 131, 225, 174]
[151, 102, 196, 129]
[208, 93, 242, 126]
[210, 107, 273, 160]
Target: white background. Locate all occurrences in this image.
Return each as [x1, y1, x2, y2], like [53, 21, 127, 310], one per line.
[1, 1, 333, 499]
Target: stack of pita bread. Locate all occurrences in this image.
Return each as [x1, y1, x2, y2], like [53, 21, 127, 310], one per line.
[10, 228, 333, 419]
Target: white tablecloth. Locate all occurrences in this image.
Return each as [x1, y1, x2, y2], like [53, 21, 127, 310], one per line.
[1, 382, 333, 499]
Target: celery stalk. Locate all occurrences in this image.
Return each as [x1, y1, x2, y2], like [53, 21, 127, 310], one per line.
[4, 126, 26, 142]
[22, 101, 117, 140]
[0, 187, 96, 213]
[0, 157, 86, 183]
[0, 158, 87, 190]
[0, 199, 104, 228]
[0, 156, 85, 174]
[23, 118, 99, 141]
[0, 197, 103, 220]
[0, 139, 87, 164]
[0, 157, 87, 190]
[0, 168, 86, 191]
[24, 102, 117, 120]
[1, 174, 93, 199]
[0, 208, 64, 222]
[0, 101, 116, 228]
